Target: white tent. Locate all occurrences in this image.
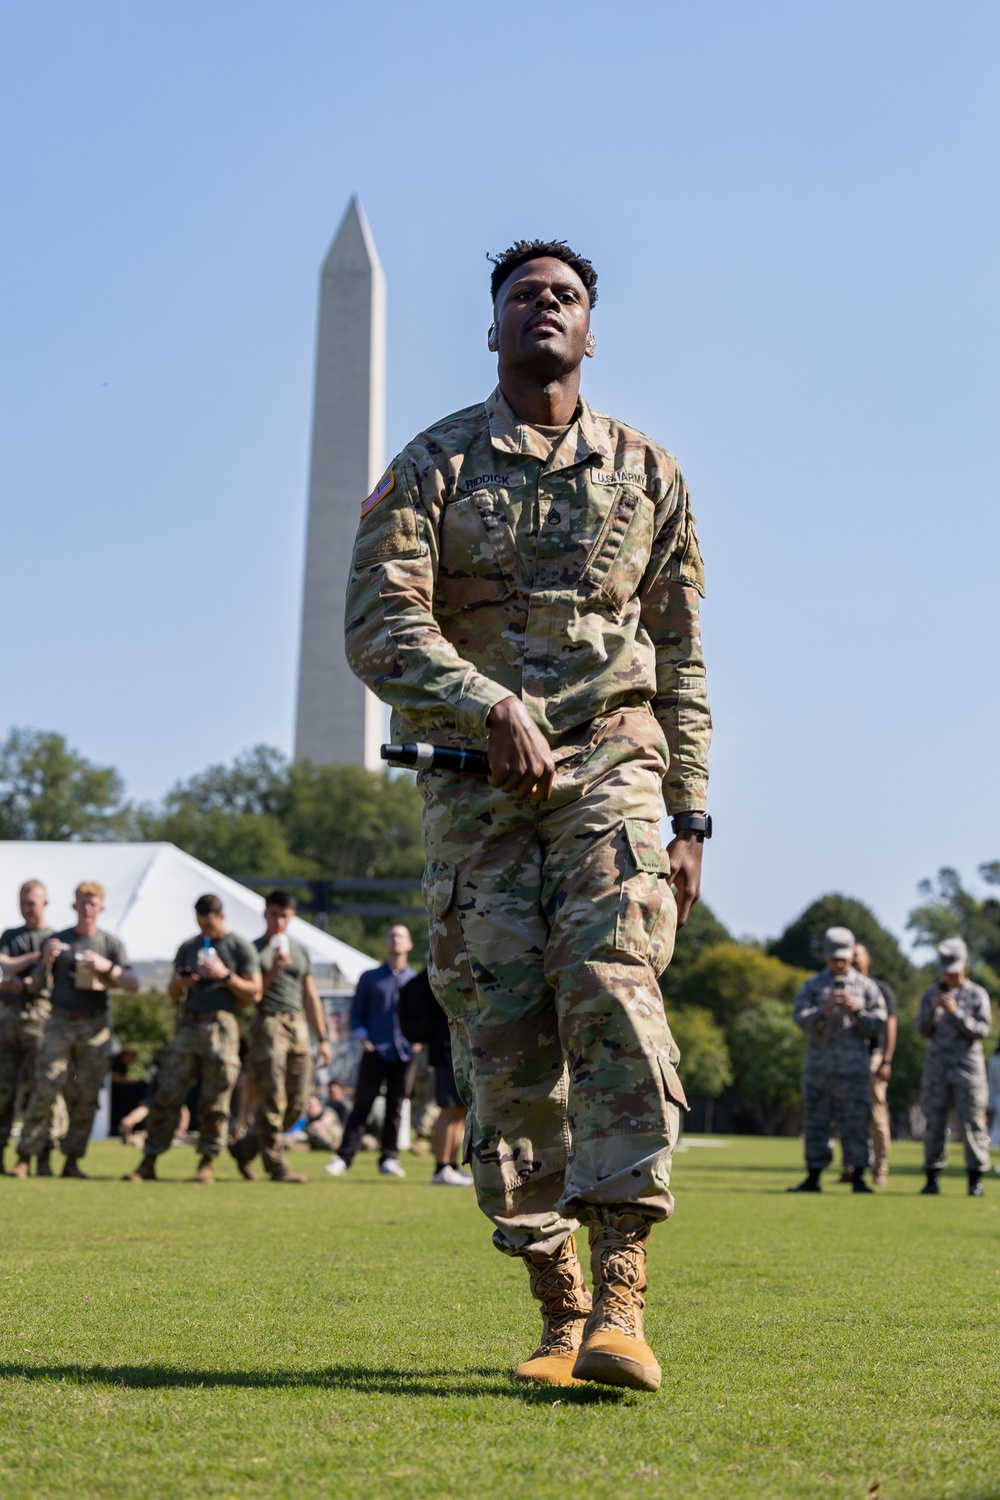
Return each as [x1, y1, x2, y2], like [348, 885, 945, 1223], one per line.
[0, 841, 373, 989]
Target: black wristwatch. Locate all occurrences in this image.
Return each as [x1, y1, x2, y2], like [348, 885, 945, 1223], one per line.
[670, 812, 713, 841]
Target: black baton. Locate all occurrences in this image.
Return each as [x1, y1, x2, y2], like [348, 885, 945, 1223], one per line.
[381, 742, 490, 775]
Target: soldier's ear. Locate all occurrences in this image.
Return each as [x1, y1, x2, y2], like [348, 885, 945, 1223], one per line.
[487, 324, 499, 352]
[585, 330, 596, 358]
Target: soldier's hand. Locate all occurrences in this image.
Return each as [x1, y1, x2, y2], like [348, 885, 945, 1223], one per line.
[316, 1040, 332, 1067]
[80, 949, 113, 975]
[840, 994, 860, 1014]
[941, 994, 958, 1014]
[487, 697, 555, 802]
[666, 832, 703, 927]
[876, 1059, 892, 1082]
[41, 938, 63, 963]
[0, 976, 23, 996]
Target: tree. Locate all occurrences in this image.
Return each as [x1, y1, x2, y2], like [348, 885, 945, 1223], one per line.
[659, 899, 732, 1003]
[672, 942, 808, 1031]
[728, 999, 807, 1133]
[667, 1004, 732, 1130]
[908, 864, 1000, 990]
[285, 762, 425, 881]
[770, 893, 917, 999]
[0, 727, 127, 841]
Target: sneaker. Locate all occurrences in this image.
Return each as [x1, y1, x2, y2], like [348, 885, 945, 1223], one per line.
[379, 1158, 406, 1178]
[323, 1155, 348, 1177]
[431, 1165, 473, 1187]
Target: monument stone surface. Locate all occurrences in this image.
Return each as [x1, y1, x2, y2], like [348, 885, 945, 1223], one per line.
[294, 196, 385, 769]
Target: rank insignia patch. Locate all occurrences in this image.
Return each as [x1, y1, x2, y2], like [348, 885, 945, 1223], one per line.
[361, 471, 394, 517]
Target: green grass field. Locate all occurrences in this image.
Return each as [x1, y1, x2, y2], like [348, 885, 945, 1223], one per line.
[0, 1135, 997, 1500]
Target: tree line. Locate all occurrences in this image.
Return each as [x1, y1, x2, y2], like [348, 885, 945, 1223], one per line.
[3, 726, 998, 1125]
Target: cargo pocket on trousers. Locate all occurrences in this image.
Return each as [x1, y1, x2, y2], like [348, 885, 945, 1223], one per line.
[614, 819, 666, 964]
[421, 860, 481, 1019]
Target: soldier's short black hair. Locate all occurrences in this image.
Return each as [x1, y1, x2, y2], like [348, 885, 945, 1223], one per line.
[194, 893, 223, 917]
[264, 889, 296, 911]
[488, 239, 598, 307]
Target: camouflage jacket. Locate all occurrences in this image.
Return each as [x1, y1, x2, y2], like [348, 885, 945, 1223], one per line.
[916, 982, 992, 1070]
[344, 388, 711, 812]
[793, 967, 887, 1077]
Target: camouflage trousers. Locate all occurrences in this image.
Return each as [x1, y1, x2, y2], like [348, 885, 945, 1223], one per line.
[802, 1068, 872, 1171]
[243, 1011, 313, 1174]
[420, 707, 685, 1259]
[144, 1012, 241, 1160]
[19, 1011, 109, 1161]
[921, 1056, 990, 1173]
[0, 999, 57, 1154]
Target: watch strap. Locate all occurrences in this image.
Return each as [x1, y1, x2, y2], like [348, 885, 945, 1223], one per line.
[670, 812, 712, 840]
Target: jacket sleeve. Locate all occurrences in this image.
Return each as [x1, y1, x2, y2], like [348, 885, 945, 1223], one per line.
[953, 989, 992, 1041]
[793, 977, 823, 1033]
[638, 470, 712, 813]
[350, 974, 371, 1041]
[916, 989, 936, 1037]
[853, 979, 888, 1038]
[344, 456, 513, 739]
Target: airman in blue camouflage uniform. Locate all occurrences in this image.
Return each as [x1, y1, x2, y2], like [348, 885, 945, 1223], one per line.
[790, 926, 886, 1193]
[345, 239, 712, 1392]
[917, 937, 992, 1196]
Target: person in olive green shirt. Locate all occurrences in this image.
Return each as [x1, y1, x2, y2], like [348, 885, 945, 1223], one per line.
[230, 890, 332, 1183]
[0, 879, 56, 1174]
[14, 880, 139, 1178]
[125, 894, 261, 1184]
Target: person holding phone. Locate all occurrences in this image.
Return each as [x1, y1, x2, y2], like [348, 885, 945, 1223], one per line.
[13, 881, 138, 1179]
[916, 937, 991, 1196]
[789, 926, 887, 1193]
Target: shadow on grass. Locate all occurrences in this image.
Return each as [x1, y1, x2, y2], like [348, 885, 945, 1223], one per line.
[0, 1361, 626, 1404]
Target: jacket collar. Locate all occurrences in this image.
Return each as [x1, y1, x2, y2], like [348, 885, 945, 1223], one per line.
[485, 386, 610, 471]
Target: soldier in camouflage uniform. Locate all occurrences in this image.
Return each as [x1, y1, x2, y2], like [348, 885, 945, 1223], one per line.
[125, 894, 261, 1185]
[229, 890, 332, 1183]
[14, 881, 139, 1179]
[790, 926, 887, 1193]
[0, 880, 56, 1174]
[345, 239, 712, 1392]
[917, 937, 992, 1196]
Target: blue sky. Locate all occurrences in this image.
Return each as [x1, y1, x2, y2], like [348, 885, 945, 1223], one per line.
[2, 1, 997, 950]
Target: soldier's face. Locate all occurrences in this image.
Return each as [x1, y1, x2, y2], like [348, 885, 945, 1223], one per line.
[20, 888, 47, 927]
[827, 954, 851, 976]
[493, 258, 592, 379]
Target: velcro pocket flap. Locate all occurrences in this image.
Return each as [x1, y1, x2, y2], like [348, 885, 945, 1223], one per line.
[658, 1055, 690, 1112]
[624, 818, 664, 875]
[421, 861, 457, 918]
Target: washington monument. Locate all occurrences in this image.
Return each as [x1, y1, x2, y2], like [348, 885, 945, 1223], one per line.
[294, 197, 385, 769]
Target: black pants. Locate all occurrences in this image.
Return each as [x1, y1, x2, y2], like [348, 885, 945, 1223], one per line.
[339, 1052, 417, 1165]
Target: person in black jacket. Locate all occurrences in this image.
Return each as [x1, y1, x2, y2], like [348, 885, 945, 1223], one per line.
[398, 970, 472, 1186]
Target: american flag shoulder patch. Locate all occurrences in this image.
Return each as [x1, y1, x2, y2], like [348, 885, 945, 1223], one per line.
[361, 471, 395, 517]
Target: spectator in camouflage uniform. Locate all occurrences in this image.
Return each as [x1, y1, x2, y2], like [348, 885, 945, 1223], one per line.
[789, 926, 887, 1194]
[229, 890, 332, 1183]
[14, 881, 139, 1179]
[917, 937, 992, 1197]
[0, 880, 56, 1174]
[344, 239, 712, 1392]
[125, 894, 261, 1185]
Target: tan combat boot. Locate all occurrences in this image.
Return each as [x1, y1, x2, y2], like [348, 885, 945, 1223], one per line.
[193, 1157, 215, 1184]
[513, 1233, 592, 1387]
[572, 1212, 661, 1392]
[11, 1157, 30, 1179]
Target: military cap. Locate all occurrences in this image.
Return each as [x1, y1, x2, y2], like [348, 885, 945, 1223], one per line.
[936, 936, 968, 973]
[823, 926, 856, 959]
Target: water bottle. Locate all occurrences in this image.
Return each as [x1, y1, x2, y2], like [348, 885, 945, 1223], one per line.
[273, 932, 290, 959]
[198, 936, 217, 976]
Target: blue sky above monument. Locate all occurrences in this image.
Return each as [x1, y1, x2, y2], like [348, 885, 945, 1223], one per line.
[0, 1, 997, 948]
